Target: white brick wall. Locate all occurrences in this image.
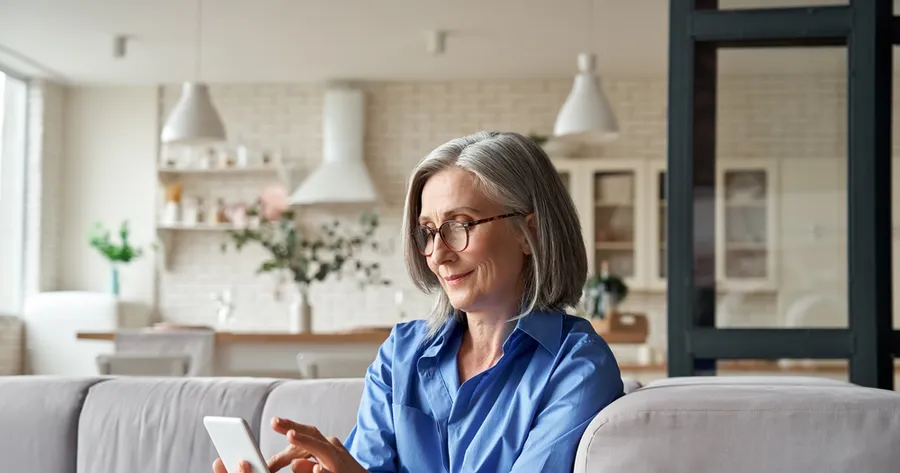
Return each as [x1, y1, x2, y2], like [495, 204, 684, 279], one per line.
[156, 80, 589, 332]
[152, 75, 893, 357]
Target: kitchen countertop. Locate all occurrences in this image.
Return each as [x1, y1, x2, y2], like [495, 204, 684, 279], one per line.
[76, 325, 648, 345]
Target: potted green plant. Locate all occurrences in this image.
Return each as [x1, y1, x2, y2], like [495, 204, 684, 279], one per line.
[584, 261, 629, 319]
[87, 220, 148, 296]
[221, 185, 391, 333]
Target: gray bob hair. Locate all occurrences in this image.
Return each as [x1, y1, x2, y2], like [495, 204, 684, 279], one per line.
[401, 131, 588, 335]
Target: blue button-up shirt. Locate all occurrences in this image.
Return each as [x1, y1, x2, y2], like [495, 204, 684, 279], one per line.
[344, 310, 624, 473]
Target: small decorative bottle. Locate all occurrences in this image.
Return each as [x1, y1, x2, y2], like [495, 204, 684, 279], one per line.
[214, 198, 229, 225]
[196, 197, 207, 224]
[599, 260, 615, 318]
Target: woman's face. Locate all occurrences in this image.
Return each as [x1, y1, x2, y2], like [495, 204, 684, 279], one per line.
[418, 167, 531, 317]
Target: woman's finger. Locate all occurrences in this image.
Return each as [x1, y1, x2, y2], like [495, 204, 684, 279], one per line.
[325, 436, 347, 452]
[289, 458, 319, 473]
[286, 430, 338, 471]
[313, 464, 332, 473]
[271, 416, 293, 435]
[267, 445, 312, 472]
[272, 417, 327, 441]
[212, 456, 253, 473]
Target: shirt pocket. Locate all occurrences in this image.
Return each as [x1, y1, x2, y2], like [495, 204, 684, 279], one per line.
[392, 404, 444, 473]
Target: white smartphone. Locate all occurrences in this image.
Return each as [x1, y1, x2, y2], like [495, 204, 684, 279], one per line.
[203, 416, 269, 473]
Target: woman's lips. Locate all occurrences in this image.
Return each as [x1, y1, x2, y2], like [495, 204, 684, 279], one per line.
[443, 270, 473, 286]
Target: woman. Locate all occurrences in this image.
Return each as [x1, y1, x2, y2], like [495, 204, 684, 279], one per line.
[214, 131, 624, 473]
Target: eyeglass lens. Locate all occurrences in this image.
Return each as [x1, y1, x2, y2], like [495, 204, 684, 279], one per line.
[414, 221, 467, 255]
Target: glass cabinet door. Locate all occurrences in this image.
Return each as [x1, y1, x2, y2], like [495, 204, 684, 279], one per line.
[592, 171, 637, 280]
[722, 169, 770, 279]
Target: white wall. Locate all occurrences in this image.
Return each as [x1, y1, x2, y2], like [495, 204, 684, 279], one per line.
[60, 86, 158, 315]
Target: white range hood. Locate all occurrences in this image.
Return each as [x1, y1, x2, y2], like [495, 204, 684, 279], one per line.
[289, 86, 379, 205]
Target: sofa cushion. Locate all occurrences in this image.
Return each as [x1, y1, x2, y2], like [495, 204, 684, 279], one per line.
[76, 377, 280, 473]
[574, 376, 900, 473]
[259, 378, 366, 460]
[0, 376, 104, 473]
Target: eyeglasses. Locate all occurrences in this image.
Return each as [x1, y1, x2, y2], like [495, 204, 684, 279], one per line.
[413, 213, 521, 256]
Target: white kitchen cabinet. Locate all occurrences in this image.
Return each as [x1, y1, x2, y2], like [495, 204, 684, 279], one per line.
[715, 159, 779, 291]
[553, 158, 649, 289]
[553, 157, 778, 292]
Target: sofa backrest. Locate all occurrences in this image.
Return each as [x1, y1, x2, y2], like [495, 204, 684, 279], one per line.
[259, 378, 366, 459]
[76, 377, 279, 473]
[574, 376, 900, 473]
[3, 374, 899, 473]
[0, 375, 364, 473]
[0, 376, 100, 473]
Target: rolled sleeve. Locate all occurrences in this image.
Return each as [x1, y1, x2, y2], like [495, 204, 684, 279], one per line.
[344, 327, 400, 473]
[509, 338, 624, 473]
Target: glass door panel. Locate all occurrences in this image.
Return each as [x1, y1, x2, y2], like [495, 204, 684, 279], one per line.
[592, 171, 636, 279]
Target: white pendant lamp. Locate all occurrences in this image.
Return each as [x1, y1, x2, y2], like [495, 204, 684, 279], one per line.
[161, 83, 225, 144]
[161, 0, 226, 145]
[553, 0, 618, 144]
[554, 52, 618, 143]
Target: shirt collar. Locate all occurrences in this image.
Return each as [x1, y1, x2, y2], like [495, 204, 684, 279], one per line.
[512, 309, 563, 355]
[419, 314, 462, 361]
[419, 309, 564, 359]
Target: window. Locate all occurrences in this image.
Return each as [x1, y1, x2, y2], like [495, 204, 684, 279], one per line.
[0, 70, 29, 315]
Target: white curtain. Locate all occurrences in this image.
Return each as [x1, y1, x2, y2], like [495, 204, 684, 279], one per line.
[0, 72, 28, 315]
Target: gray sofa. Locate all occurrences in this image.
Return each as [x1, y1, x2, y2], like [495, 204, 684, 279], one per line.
[1, 374, 899, 473]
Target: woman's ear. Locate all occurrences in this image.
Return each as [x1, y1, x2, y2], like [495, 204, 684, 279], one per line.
[520, 213, 537, 255]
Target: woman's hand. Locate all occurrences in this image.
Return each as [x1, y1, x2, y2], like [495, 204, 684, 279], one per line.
[268, 417, 368, 473]
[210, 417, 367, 473]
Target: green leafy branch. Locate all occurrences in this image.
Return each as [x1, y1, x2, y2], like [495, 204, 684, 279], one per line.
[222, 209, 391, 290]
[87, 220, 147, 264]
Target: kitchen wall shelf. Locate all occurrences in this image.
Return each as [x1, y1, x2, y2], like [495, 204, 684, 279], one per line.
[155, 155, 297, 271]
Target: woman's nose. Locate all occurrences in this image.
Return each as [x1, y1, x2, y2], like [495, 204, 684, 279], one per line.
[430, 232, 455, 264]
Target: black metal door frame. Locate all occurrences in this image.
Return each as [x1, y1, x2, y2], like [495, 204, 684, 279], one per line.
[666, 0, 895, 389]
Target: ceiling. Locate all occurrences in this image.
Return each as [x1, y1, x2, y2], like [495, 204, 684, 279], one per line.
[0, 0, 870, 85]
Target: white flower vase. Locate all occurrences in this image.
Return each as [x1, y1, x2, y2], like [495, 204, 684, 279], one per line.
[602, 292, 620, 318]
[288, 286, 313, 334]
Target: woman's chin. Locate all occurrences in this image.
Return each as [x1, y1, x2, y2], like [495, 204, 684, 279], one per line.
[445, 291, 474, 312]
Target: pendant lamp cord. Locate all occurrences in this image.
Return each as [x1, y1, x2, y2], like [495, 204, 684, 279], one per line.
[195, 0, 202, 81]
[587, 0, 593, 53]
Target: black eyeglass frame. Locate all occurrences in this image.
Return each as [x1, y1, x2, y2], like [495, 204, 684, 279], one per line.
[413, 212, 522, 256]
